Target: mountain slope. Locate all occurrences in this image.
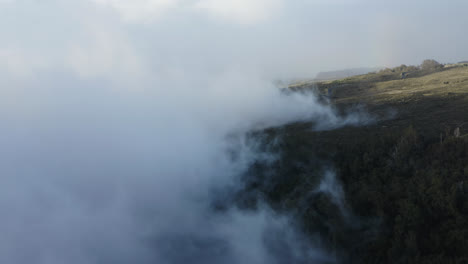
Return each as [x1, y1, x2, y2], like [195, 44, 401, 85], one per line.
[241, 64, 468, 263]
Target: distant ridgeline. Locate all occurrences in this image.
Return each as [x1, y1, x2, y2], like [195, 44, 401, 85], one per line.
[314, 59, 456, 83]
[314, 67, 383, 81]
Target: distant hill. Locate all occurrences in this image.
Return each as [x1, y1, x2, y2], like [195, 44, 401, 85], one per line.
[314, 67, 382, 81]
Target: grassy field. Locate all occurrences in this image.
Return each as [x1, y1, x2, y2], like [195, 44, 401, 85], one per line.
[288, 64, 468, 143]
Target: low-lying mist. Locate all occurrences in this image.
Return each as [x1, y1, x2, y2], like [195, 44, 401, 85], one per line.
[0, 1, 380, 263]
[0, 68, 372, 263]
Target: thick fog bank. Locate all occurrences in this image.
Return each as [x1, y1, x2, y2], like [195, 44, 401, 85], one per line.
[0, 70, 372, 263]
[0, 0, 389, 263]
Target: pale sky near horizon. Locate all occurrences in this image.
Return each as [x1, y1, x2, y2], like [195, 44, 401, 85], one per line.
[1, 0, 467, 81]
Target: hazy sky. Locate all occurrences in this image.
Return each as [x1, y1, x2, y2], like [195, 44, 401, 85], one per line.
[0, 1, 467, 263]
[1, 0, 467, 81]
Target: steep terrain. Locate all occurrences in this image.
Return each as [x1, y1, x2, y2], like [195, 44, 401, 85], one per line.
[240, 64, 468, 263]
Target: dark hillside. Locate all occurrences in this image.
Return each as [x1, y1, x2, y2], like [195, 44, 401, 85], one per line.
[239, 63, 468, 263]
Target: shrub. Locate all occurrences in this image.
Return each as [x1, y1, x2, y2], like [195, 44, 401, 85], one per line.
[421, 59, 443, 71]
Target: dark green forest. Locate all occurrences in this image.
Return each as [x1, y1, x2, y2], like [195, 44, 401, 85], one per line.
[239, 124, 468, 263]
[236, 63, 468, 263]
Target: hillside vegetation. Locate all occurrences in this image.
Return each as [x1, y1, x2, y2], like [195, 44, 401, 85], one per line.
[240, 61, 468, 263]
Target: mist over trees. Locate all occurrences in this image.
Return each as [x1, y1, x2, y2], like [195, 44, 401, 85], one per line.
[1, 0, 468, 262]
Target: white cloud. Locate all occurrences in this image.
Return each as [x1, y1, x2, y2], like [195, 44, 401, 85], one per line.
[0, 29, 144, 83]
[194, 0, 283, 24]
[0, 1, 146, 83]
[0, 48, 50, 77]
[91, 0, 179, 22]
[65, 25, 145, 80]
[91, 0, 283, 24]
